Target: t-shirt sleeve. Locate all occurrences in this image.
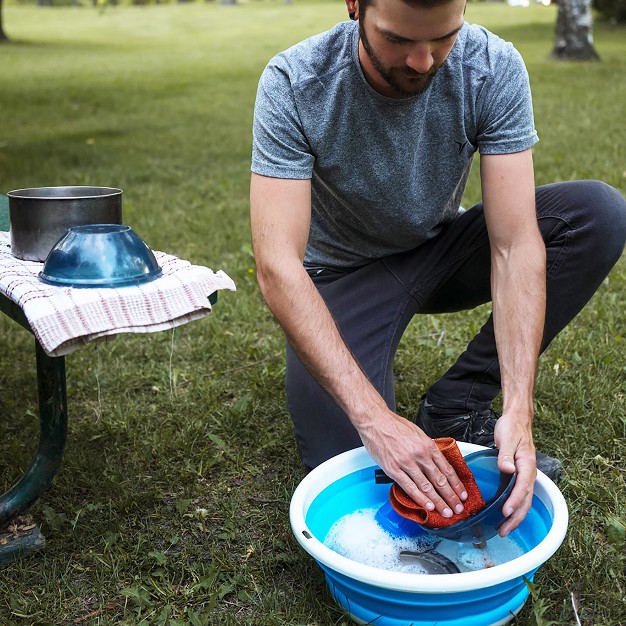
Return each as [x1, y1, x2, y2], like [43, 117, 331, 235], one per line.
[475, 45, 538, 155]
[251, 60, 315, 179]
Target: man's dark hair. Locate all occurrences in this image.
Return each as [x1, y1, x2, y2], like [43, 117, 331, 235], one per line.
[358, 0, 461, 17]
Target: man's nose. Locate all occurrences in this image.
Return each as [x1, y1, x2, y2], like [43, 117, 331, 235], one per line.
[405, 44, 434, 74]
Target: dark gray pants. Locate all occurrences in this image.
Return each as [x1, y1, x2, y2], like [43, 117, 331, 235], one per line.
[286, 181, 626, 469]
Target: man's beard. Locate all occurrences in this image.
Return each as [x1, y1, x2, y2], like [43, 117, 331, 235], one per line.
[359, 21, 441, 98]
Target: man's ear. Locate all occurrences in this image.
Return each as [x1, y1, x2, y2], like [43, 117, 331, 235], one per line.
[345, 0, 359, 20]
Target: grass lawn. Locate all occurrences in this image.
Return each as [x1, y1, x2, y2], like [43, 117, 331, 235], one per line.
[0, 1, 624, 624]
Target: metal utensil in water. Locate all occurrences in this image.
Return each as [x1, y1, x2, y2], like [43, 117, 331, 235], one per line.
[398, 549, 461, 574]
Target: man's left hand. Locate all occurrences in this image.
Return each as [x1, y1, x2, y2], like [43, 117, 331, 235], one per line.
[493, 412, 536, 536]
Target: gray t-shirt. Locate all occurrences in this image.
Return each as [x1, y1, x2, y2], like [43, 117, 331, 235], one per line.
[252, 21, 538, 269]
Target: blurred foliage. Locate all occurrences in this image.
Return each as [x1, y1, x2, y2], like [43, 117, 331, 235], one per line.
[593, 0, 626, 22]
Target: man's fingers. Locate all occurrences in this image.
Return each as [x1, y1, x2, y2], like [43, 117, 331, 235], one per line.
[395, 473, 437, 513]
[497, 450, 517, 475]
[399, 458, 467, 518]
[499, 452, 536, 534]
[396, 472, 455, 518]
[434, 455, 469, 503]
[499, 484, 533, 536]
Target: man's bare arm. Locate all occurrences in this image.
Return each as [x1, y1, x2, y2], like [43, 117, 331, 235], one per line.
[481, 149, 546, 535]
[250, 172, 468, 517]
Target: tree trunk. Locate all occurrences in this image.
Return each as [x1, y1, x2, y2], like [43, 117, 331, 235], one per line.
[552, 0, 601, 60]
[0, 0, 8, 43]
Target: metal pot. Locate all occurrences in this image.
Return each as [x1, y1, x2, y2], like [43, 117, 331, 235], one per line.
[7, 186, 123, 261]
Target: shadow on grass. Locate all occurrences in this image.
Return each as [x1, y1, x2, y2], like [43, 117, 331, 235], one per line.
[0, 37, 117, 51]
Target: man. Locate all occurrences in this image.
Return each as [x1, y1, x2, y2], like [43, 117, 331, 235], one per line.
[250, 0, 626, 535]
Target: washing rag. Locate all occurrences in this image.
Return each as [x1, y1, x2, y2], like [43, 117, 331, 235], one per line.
[389, 437, 486, 529]
[0, 232, 236, 357]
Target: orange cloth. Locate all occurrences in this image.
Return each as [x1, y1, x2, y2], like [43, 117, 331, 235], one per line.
[389, 437, 486, 529]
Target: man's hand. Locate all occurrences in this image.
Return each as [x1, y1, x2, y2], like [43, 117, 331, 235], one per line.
[493, 411, 537, 536]
[359, 411, 469, 518]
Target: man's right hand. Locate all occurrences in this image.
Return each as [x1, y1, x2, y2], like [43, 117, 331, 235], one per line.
[358, 409, 468, 518]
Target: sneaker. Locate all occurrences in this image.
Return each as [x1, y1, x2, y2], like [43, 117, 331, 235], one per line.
[416, 398, 563, 482]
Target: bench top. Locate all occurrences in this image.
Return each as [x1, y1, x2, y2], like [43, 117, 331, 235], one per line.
[0, 195, 234, 356]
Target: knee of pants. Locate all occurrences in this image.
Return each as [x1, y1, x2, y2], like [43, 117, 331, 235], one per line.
[545, 180, 626, 268]
[574, 180, 626, 261]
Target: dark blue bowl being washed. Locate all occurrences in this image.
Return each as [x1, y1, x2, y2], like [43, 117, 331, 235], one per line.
[425, 449, 517, 543]
[374, 449, 516, 544]
[39, 224, 162, 288]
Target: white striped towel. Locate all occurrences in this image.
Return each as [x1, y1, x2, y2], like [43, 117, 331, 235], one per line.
[0, 232, 236, 357]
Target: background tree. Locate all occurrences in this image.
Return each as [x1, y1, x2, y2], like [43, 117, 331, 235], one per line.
[552, 0, 601, 60]
[0, 0, 7, 42]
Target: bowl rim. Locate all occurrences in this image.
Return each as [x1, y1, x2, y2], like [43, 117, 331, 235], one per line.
[66, 224, 130, 235]
[38, 268, 162, 288]
[289, 443, 568, 593]
[38, 223, 162, 288]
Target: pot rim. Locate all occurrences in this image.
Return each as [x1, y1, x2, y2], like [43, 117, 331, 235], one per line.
[7, 186, 123, 200]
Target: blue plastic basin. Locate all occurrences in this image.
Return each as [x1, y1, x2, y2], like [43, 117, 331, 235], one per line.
[290, 444, 568, 626]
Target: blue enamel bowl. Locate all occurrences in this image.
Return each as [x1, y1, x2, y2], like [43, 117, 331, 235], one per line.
[39, 224, 161, 288]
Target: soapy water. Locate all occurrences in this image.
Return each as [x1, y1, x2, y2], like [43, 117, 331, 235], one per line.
[324, 508, 524, 574]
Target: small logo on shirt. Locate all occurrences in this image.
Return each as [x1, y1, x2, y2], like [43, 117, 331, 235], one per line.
[454, 140, 469, 154]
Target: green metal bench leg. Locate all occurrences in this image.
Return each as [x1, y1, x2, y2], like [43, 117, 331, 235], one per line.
[0, 339, 67, 527]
